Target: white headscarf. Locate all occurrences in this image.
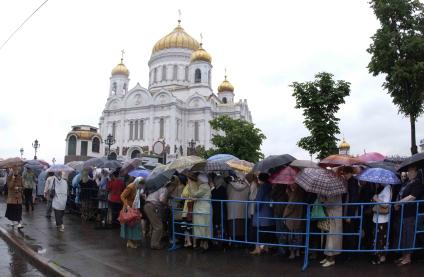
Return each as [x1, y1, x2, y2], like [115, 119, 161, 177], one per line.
[198, 173, 208, 184]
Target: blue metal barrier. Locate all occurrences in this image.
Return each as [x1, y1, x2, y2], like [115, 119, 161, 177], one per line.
[169, 198, 424, 271]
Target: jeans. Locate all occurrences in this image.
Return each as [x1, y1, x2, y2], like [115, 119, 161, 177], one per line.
[54, 209, 65, 226]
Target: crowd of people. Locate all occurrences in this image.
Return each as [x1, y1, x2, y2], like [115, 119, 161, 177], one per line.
[2, 156, 424, 269]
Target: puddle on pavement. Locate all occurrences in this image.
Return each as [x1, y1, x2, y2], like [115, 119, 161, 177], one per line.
[0, 238, 43, 277]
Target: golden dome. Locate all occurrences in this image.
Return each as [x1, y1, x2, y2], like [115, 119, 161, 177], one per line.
[191, 43, 211, 63]
[339, 139, 350, 149]
[111, 59, 129, 76]
[218, 76, 234, 93]
[152, 21, 200, 54]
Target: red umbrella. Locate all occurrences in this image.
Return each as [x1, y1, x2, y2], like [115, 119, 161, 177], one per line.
[358, 152, 385, 163]
[269, 166, 299, 185]
[319, 155, 363, 168]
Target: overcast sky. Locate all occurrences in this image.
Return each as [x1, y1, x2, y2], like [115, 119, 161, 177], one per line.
[0, 0, 423, 163]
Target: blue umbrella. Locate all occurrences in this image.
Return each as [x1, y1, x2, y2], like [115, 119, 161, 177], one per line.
[356, 168, 401, 185]
[207, 154, 239, 162]
[128, 169, 151, 178]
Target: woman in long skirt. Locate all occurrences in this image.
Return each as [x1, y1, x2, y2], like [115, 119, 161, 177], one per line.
[120, 177, 143, 248]
[5, 167, 24, 229]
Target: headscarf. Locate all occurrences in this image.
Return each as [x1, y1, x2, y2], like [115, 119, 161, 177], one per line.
[134, 177, 144, 188]
[198, 173, 208, 184]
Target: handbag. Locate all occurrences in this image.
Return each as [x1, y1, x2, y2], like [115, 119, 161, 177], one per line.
[372, 204, 390, 215]
[317, 219, 330, 232]
[312, 199, 330, 232]
[49, 179, 56, 199]
[118, 207, 142, 227]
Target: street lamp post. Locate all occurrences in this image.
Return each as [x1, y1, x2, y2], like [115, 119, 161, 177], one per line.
[52, 157, 56, 165]
[32, 139, 40, 160]
[104, 134, 116, 160]
[20, 148, 24, 159]
[188, 139, 196, 156]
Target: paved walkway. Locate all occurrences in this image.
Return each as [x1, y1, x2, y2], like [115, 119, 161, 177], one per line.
[1, 198, 424, 277]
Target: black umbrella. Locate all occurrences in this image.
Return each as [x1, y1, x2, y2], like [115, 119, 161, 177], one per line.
[253, 154, 296, 173]
[145, 168, 176, 193]
[367, 161, 399, 174]
[83, 157, 122, 169]
[398, 153, 424, 172]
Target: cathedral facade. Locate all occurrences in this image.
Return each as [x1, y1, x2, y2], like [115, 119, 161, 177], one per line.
[98, 20, 252, 160]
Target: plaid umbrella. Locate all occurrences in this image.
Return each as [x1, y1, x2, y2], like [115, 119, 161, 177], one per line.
[319, 155, 363, 168]
[358, 152, 386, 163]
[120, 158, 143, 176]
[46, 164, 75, 173]
[191, 160, 232, 172]
[226, 159, 254, 173]
[0, 157, 25, 169]
[253, 154, 296, 173]
[145, 168, 176, 193]
[165, 156, 204, 171]
[269, 166, 299, 185]
[356, 168, 400, 185]
[66, 161, 84, 172]
[295, 167, 346, 197]
[290, 159, 319, 169]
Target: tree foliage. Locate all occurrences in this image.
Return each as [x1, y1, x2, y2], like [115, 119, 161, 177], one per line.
[367, 0, 424, 154]
[291, 72, 351, 160]
[207, 115, 266, 163]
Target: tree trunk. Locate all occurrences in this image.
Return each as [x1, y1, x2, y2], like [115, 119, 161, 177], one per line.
[410, 116, 418, 155]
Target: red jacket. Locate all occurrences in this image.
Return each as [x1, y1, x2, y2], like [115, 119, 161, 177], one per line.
[107, 178, 125, 203]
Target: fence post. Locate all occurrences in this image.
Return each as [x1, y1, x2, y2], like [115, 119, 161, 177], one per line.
[302, 203, 311, 271]
[169, 198, 177, 251]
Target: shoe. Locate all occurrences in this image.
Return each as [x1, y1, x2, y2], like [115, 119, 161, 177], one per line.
[320, 258, 328, 264]
[322, 260, 335, 267]
[59, 225, 65, 232]
[17, 223, 24, 229]
[397, 260, 411, 266]
[250, 248, 262, 255]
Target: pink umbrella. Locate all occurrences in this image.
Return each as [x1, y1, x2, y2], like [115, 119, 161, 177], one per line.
[269, 166, 299, 185]
[358, 152, 385, 163]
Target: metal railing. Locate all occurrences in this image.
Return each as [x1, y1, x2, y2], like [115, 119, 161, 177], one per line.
[169, 198, 424, 271]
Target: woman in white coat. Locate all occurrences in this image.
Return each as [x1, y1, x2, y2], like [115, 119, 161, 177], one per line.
[52, 173, 68, 232]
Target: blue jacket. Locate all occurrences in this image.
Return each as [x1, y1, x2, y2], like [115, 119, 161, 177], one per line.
[252, 182, 274, 227]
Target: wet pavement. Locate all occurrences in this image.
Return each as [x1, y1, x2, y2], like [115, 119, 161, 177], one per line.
[1, 198, 424, 276]
[0, 238, 43, 277]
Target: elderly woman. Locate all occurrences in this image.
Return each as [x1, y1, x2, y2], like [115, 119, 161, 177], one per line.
[226, 173, 249, 241]
[181, 172, 196, 247]
[22, 168, 36, 212]
[120, 177, 144, 249]
[393, 165, 424, 266]
[5, 167, 24, 229]
[189, 172, 212, 251]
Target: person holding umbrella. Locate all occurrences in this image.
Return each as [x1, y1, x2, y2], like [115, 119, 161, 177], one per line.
[22, 168, 37, 212]
[5, 167, 24, 229]
[52, 172, 68, 232]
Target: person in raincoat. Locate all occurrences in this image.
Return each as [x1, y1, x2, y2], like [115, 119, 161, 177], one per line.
[5, 167, 24, 229]
[226, 173, 249, 241]
[189, 172, 212, 251]
[22, 168, 36, 212]
[181, 171, 196, 247]
[52, 172, 68, 232]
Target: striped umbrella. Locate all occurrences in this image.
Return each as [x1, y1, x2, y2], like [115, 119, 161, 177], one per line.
[295, 167, 346, 197]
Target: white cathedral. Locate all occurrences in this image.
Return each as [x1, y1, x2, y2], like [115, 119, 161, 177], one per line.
[97, 20, 252, 161]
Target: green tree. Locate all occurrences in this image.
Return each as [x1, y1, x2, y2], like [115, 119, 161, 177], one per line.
[367, 0, 424, 154]
[291, 72, 351, 160]
[207, 115, 266, 162]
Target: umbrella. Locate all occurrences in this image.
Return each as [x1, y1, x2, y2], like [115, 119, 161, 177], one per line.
[269, 166, 299, 185]
[24, 160, 46, 174]
[226, 159, 254, 173]
[319, 155, 363, 168]
[398, 152, 424, 172]
[46, 164, 75, 173]
[0, 157, 25, 169]
[165, 156, 205, 171]
[356, 168, 400, 185]
[295, 167, 346, 197]
[191, 160, 232, 172]
[253, 154, 296, 173]
[145, 168, 176, 193]
[66, 161, 84, 172]
[120, 158, 143, 176]
[72, 173, 81, 187]
[290, 159, 319, 169]
[83, 157, 122, 169]
[367, 161, 398, 174]
[36, 160, 50, 168]
[128, 169, 151, 178]
[207, 154, 239, 162]
[102, 159, 122, 169]
[358, 152, 386, 163]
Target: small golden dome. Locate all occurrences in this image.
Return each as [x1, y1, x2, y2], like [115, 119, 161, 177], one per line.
[191, 43, 211, 63]
[218, 76, 234, 93]
[111, 59, 129, 76]
[339, 139, 350, 149]
[152, 21, 200, 54]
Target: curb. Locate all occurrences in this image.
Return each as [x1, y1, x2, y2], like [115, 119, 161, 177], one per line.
[0, 226, 78, 277]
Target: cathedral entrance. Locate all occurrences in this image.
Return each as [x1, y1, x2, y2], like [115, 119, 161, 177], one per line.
[109, 152, 117, 160]
[131, 150, 141, 159]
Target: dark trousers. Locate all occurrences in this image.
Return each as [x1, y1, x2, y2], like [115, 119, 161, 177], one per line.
[23, 188, 33, 211]
[54, 209, 65, 226]
[46, 199, 53, 217]
[108, 201, 122, 225]
[344, 220, 360, 250]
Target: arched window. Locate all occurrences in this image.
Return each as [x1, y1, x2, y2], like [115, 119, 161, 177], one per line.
[141, 120, 145, 139]
[154, 68, 157, 83]
[162, 65, 167, 81]
[112, 82, 117, 94]
[185, 66, 189, 81]
[68, 136, 77, 155]
[129, 121, 133, 140]
[131, 150, 141, 159]
[92, 137, 100, 153]
[112, 122, 116, 137]
[134, 120, 139, 140]
[194, 121, 199, 141]
[222, 97, 227, 104]
[195, 69, 201, 83]
[123, 83, 127, 93]
[109, 152, 117, 160]
[173, 65, 178, 80]
[208, 69, 211, 87]
[159, 118, 164, 138]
